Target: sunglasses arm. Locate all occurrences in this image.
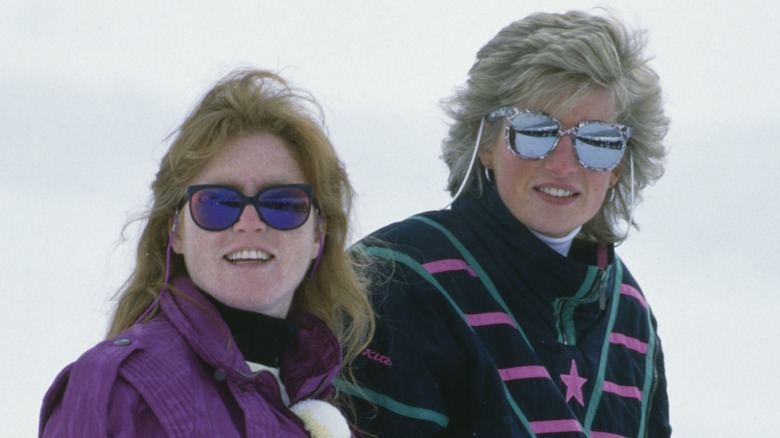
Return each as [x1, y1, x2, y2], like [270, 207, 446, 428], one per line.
[309, 214, 324, 278]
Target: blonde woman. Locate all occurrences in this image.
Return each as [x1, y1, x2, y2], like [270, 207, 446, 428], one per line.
[343, 11, 671, 437]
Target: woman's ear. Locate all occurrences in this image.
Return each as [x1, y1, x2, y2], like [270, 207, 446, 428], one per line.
[479, 146, 494, 169]
[610, 165, 622, 187]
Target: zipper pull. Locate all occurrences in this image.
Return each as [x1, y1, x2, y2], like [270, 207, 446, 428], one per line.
[595, 244, 609, 311]
[596, 269, 607, 310]
[599, 284, 607, 310]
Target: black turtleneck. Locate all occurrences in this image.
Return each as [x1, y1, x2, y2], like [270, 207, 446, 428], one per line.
[207, 297, 297, 367]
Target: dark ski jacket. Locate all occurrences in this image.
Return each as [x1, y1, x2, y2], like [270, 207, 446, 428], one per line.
[341, 184, 670, 437]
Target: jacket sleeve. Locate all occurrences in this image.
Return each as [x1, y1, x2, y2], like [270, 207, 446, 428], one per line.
[620, 266, 672, 437]
[107, 377, 166, 436]
[39, 338, 161, 437]
[341, 245, 472, 437]
[341, 285, 451, 437]
[647, 325, 672, 437]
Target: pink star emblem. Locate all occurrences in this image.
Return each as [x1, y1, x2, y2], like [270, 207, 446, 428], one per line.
[560, 359, 588, 406]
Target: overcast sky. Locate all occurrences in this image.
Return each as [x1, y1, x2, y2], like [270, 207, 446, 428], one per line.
[2, 1, 779, 436]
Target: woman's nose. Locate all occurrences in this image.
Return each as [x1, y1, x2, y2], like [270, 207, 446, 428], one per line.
[233, 205, 267, 231]
[543, 133, 579, 174]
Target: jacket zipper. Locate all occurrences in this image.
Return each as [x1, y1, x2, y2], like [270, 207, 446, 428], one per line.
[558, 268, 606, 345]
[557, 299, 569, 345]
[597, 272, 607, 310]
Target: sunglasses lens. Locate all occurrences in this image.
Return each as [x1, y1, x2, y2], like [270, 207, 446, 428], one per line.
[575, 123, 626, 170]
[190, 187, 243, 231]
[508, 114, 560, 159]
[258, 186, 311, 230]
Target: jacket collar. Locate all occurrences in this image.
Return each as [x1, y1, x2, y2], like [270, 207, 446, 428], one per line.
[450, 184, 613, 301]
[161, 277, 341, 403]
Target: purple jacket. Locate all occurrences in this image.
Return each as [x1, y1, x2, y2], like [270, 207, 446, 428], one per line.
[40, 277, 343, 437]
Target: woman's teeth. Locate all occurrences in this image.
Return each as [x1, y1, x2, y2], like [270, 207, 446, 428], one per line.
[225, 249, 271, 262]
[539, 187, 574, 198]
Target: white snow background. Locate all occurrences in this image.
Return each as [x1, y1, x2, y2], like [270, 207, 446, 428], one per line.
[2, 1, 778, 436]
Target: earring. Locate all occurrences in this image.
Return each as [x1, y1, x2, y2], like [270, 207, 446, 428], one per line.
[484, 166, 494, 184]
[607, 186, 616, 203]
[615, 151, 636, 246]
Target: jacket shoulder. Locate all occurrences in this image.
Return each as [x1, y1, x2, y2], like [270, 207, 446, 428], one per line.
[40, 335, 144, 436]
[359, 210, 470, 260]
[40, 317, 202, 436]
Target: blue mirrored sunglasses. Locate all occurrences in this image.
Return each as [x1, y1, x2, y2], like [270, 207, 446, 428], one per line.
[181, 184, 315, 231]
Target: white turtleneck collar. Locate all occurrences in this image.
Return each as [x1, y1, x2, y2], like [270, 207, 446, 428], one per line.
[529, 226, 582, 257]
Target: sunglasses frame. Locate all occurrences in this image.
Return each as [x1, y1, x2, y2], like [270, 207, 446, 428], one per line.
[181, 183, 316, 231]
[486, 107, 631, 171]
